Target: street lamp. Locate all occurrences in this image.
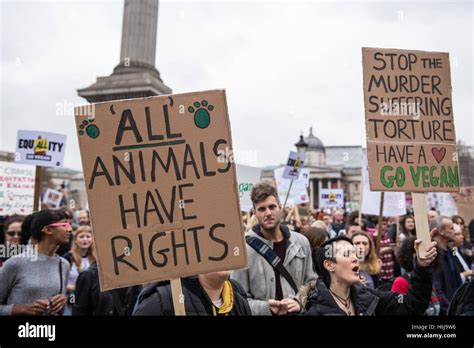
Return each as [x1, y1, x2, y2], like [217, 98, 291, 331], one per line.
[283, 132, 309, 209]
[295, 133, 308, 154]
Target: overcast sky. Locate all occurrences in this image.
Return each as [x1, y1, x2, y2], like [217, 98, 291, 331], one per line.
[1, 0, 472, 171]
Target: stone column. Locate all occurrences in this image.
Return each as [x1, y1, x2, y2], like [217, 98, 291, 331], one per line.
[318, 179, 322, 209]
[120, 0, 159, 68]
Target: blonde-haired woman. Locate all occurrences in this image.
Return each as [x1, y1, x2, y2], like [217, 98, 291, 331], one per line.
[351, 231, 381, 289]
[63, 226, 95, 315]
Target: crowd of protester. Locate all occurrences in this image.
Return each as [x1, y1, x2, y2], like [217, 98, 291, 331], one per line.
[0, 181, 473, 316]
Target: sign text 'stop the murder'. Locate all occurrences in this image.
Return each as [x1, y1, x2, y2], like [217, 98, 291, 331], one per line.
[362, 47, 459, 192]
[75, 90, 247, 291]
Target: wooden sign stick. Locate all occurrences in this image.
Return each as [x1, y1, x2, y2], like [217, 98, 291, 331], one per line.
[285, 205, 294, 222]
[412, 192, 431, 259]
[33, 166, 42, 212]
[376, 192, 385, 256]
[358, 166, 364, 227]
[396, 216, 400, 247]
[283, 179, 294, 209]
[294, 204, 300, 222]
[170, 278, 186, 316]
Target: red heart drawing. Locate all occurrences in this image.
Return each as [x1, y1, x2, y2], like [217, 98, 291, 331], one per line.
[431, 147, 446, 164]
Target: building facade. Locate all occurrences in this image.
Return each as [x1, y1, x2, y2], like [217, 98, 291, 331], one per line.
[262, 128, 364, 211]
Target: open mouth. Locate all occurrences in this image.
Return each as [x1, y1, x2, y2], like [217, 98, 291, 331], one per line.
[352, 265, 359, 274]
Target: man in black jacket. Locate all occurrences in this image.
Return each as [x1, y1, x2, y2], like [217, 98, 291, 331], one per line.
[73, 262, 141, 316]
[133, 271, 251, 316]
[430, 216, 463, 315]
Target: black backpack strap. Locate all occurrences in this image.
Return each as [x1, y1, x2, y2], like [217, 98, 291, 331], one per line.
[58, 258, 63, 294]
[246, 235, 298, 293]
[156, 284, 176, 315]
[110, 289, 125, 316]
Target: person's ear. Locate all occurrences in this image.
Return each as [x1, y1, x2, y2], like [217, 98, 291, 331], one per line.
[323, 260, 335, 273]
[42, 226, 53, 237]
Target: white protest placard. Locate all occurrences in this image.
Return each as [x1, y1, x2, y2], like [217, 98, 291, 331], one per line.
[319, 189, 344, 209]
[235, 164, 261, 212]
[0, 161, 35, 215]
[301, 169, 310, 187]
[15, 130, 67, 168]
[361, 152, 407, 216]
[43, 188, 64, 209]
[426, 192, 457, 217]
[283, 151, 305, 180]
[274, 167, 309, 208]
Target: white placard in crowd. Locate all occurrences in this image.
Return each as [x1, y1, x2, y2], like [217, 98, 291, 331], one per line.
[0, 161, 35, 215]
[301, 169, 310, 187]
[274, 167, 309, 207]
[426, 192, 457, 217]
[15, 130, 67, 168]
[42, 188, 63, 209]
[283, 151, 305, 180]
[361, 152, 407, 216]
[319, 189, 344, 208]
[236, 164, 261, 212]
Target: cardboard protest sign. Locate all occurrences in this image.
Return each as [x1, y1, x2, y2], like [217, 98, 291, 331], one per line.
[235, 164, 261, 212]
[43, 188, 63, 209]
[75, 90, 247, 290]
[15, 130, 67, 168]
[453, 187, 474, 223]
[319, 189, 344, 209]
[362, 48, 459, 192]
[283, 151, 305, 180]
[0, 162, 35, 215]
[361, 152, 407, 216]
[274, 167, 309, 208]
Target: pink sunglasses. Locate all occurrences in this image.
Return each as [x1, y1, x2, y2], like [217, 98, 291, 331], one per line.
[48, 222, 71, 229]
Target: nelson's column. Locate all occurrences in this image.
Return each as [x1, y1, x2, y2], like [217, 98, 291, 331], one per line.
[78, 0, 171, 102]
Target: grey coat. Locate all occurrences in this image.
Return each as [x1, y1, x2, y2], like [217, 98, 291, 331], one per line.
[231, 225, 316, 315]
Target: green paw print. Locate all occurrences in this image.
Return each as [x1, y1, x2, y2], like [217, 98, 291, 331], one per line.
[78, 118, 100, 139]
[188, 100, 213, 129]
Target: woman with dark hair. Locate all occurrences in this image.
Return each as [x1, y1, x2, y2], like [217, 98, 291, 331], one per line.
[0, 215, 25, 267]
[295, 235, 437, 316]
[19, 212, 37, 245]
[1, 215, 24, 245]
[0, 210, 71, 315]
[392, 236, 441, 316]
[400, 215, 416, 242]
